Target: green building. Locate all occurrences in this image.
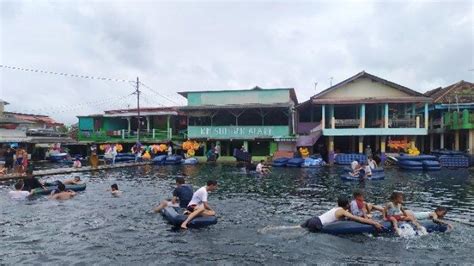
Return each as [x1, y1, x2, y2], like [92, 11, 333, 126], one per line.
[178, 86, 298, 156]
[77, 107, 187, 143]
[425, 80, 474, 153]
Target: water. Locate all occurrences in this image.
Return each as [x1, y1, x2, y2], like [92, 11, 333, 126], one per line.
[0, 164, 473, 264]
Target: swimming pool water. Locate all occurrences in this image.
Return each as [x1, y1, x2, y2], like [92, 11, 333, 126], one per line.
[0, 164, 473, 264]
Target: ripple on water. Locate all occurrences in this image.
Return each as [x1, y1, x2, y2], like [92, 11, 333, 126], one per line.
[0, 164, 473, 264]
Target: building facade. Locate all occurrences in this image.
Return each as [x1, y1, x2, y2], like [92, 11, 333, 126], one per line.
[178, 87, 298, 156]
[77, 107, 187, 143]
[297, 71, 432, 164]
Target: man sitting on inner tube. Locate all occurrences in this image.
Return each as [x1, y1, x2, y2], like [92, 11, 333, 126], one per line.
[301, 197, 383, 232]
[181, 180, 218, 229]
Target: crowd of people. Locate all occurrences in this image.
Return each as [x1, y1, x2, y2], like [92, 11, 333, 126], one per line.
[1, 146, 29, 175]
[349, 157, 378, 179]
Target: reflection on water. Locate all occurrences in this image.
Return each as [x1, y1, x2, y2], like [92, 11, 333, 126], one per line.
[0, 164, 473, 264]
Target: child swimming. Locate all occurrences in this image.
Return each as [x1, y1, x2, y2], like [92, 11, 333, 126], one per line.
[407, 207, 453, 230]
[110, 184, 122, 196]
[384, 191, 426, 235]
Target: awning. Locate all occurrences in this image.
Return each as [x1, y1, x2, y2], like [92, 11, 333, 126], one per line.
[296, 130, 321, 147]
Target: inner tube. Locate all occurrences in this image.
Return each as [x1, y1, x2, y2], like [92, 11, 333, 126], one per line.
[340, 172, 385, 181]
[399, 166, 423, 170]
[182, 158, 198, 165]
[272, 162, 287, 167]
[164, 155, 183, 165]
[286, 158, 304, 167]
[424, 166, 442, 171]
[273, 157, 290, 164]
[31, 183, 87, 195]
[160, 206, 217, 228]
[398, 160, 423, 166]
[397, 154, 437, 161]
[343, 166, 384, 172]
[320, 220, 447, 235]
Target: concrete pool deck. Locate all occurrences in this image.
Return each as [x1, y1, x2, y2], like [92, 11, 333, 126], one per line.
[0, 161, 152, 181]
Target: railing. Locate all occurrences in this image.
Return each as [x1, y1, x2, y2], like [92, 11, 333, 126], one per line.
[78, 128, 186, 142]
[444, 110, 474, 129]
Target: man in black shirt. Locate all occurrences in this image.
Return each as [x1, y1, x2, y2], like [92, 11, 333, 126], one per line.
[22, 169, 45, 192]
[153, 177, 193, 212]
[4, 147, 15, 172]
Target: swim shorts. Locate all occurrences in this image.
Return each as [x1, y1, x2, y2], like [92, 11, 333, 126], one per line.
[301, 216, 323, 232]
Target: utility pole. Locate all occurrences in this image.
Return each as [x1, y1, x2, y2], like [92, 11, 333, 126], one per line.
[136, 77, 141, 142]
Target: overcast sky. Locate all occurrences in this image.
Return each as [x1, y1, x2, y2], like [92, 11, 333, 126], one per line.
[0, 0, 473, 125]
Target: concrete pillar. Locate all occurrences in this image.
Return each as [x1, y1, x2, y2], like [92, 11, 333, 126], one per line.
[329, 105, 335, 129]
[146, 116, 150, 132]
[328, 136, 334, 164]
[375, 136, 380, 151]
[216, 140, 221, 156]
[350, 136, 355, 153]
[455, 131, 460, 151]
[384, 103, 389, 128]
[429, 134, 434, 151]
[424, 103, 429, 129]
[243, 140, 249, 151]
[469, 130, 474, 154]
[440, 133, 445, 149]
[381, 136, 386, 162]
[420, 136, 425, 153]
[321, 105, 326, 129]
[358, 136, 363, 154]
[127, 117, 131, 133]
[360, 104, 366, 128]
[166, 115, 171, 139]
[416, 116, 420, 128]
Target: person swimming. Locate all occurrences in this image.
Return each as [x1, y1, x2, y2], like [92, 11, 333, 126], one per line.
[406, 206, 453, 230]
[110, 184, 122, 196]
[9, 181, 32, 200]
[49, 182, 76, 200]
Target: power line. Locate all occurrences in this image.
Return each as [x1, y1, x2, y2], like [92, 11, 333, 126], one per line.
[139, 81, 182, 106]
[0, 64, 133, 83]
[9, 93, 134, 115]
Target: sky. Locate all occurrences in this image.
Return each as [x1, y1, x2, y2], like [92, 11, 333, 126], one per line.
[0, 0, 473, 125]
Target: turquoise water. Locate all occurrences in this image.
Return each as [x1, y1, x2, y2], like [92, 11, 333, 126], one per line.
[0, 164, 473, 264]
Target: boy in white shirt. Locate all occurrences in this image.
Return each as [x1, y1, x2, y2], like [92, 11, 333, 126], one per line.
[181, 180, 218, 229]
[9, 181, 31, 200]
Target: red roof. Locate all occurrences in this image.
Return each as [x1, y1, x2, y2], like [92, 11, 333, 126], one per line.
[4, 112, 63, 126]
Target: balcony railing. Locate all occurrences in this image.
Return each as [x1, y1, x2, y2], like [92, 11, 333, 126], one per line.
[78, 128, 186, 142]
[444, 110, 474, 129]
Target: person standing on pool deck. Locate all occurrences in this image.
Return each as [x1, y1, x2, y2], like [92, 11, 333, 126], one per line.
[301, 197, 383, 232]
[4, 147, 15, 173]
[181, 180, 218, 229]
[153, 177, 193, 212]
